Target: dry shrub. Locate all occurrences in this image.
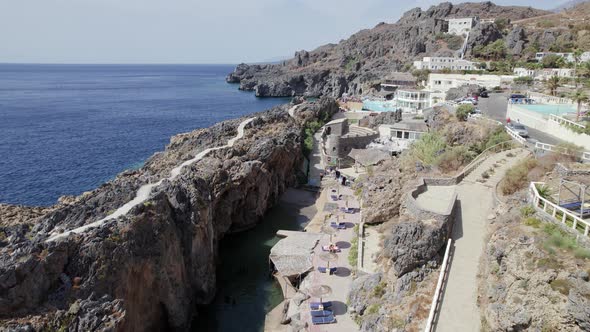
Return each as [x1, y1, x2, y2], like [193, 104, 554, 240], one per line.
[500, 157, 538, 195]
[436, 146, 476, 174]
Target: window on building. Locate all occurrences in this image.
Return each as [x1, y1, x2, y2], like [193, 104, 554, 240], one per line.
[404, 132, 410, 139]
[396, 131, 402, 138]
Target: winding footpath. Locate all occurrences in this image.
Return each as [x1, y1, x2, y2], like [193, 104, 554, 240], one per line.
[434, 148, 530, 331]
[46, 117, 256, 242]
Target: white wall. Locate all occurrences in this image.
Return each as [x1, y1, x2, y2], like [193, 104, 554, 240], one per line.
[507, 105, 590, 150]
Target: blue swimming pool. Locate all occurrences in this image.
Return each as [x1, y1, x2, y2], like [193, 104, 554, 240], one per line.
[362, 99, 397, 112]
[516, 104, 577, 116]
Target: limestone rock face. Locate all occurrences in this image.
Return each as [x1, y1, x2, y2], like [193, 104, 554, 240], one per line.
[0, 98, 339, 330]
[383, 218, 450, 277]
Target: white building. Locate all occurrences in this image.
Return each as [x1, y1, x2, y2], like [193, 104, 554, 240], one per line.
[426, 73, 515, 102]
[535, 52, 590, 63]
[413, 57, 477, 71]
[395, 89, 430, 113]
[447, 17, 478, 35]
[376, 120, 429, 153]
[513, 67, 575, 80]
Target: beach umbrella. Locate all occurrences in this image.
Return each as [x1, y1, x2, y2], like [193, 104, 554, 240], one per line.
[319, 251, 339, 271]
[306, 284, 333, 303]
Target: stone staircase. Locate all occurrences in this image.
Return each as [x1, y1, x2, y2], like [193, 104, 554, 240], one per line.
[342, 125, 377, 138]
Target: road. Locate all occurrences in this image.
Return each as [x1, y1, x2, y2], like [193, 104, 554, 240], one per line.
[478, 92, 563, 146]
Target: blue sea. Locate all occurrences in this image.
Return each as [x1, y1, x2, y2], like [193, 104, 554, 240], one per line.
[0, 64, 288, 206]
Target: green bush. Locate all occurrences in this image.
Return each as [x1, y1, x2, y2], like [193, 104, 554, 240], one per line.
[435, 33, 464, 50]
[483, 126, 511, 150]
[523, 217, 541, 228]
[513, 76, 534, 86]
[455, 104, 475, 121]
[349, 236, 358, 267]
[372, 282, 386, 298]
[302, 121, 323, 156]
[410, 132, 447, 166]
[520, 205, 536, 218]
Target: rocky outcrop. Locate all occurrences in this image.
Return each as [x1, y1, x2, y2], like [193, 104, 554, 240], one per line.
[0, 98, 339, 331]
[227, 2, 548, 97]
[479, 203, 590, 331]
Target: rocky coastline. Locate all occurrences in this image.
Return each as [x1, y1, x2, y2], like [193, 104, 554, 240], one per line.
[0, 98, 338, 331]
[226, 2, 549, 98]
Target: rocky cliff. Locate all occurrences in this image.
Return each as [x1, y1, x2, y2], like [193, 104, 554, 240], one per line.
[0, 98, 338, 331]
[226, 2, 549, 97]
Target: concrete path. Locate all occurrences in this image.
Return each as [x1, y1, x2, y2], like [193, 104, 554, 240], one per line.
[435, 149, 529, 332]
[302, 184, 360, 332]
[47, 117, 256, 242]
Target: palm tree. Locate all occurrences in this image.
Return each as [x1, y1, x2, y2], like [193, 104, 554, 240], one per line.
[570, 89, 588, 122]
[546, 76, 561, 96]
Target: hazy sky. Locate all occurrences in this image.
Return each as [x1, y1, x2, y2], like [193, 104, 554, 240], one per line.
[0, 0, 567, 64]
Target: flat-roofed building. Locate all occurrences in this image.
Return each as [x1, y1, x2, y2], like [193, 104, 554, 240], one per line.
[535, 51, 590, 63]
[395, 89, 430, 112]
[413, 57, 477, 71]
[447, 17, 478, 35]
[513, 67, 575, 80]
[426, 73, 515, 102]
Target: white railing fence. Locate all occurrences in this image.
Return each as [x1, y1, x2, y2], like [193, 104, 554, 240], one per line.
[529, 182, 590, 237]
[504, 125, 527, 145]
[424, 239, 453, 332]
[549, 114, 586, 129]
[534, 141, 590, 160]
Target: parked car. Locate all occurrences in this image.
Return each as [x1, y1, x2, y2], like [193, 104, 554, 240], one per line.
[509, 94, 527, 100]
[479, 91, 489, 98]
[509, 123, 529, 138]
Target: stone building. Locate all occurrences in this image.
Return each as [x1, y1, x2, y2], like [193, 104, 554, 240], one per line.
[323, 118, 379, 166]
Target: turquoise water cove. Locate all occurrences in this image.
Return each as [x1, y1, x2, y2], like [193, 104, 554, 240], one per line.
[0, 64, 287, 206]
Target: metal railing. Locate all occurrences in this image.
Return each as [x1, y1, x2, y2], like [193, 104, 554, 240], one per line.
[424, 239, 453, 332]
[529, 182, 590, 237]
[549, 114, 586, 129]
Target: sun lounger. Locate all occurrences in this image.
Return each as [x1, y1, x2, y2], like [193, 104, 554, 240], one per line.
[312, 314, 336, 325]
[322, 245, 341, 252]
[560, 202, 590, 217]
[330, 222, 346, 229]
[309, 301, 332, 310]
[310, 310, 333, 317]
[318, 266, 338, 274]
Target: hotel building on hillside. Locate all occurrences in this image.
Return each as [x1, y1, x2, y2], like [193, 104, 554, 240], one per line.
[513, 67, 575, 80]
[535, 52, 590, 63]
[446, 17, 479, 35]
[413, 57, 478, 71]
[426, 73, 515, 103]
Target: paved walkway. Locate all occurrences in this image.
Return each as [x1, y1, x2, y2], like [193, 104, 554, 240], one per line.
[308, 132, 325, 187]
[435, 149, 529, 332]
[302, 184, 360, 332]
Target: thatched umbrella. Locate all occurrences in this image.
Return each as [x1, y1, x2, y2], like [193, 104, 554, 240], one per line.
[319, 251, 339, 271]
[306, 284, 333, 303]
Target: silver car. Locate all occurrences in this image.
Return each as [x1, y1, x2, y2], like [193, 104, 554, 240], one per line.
[510, 123, 529, 138]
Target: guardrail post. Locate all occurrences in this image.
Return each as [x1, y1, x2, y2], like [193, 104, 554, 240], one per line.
[562, 213, 567, 224]
[573, 219, 577, 231]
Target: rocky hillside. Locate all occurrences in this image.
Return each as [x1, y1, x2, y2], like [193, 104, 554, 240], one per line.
[227, 2, 549, 97]
[0, 98, 338, 331]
